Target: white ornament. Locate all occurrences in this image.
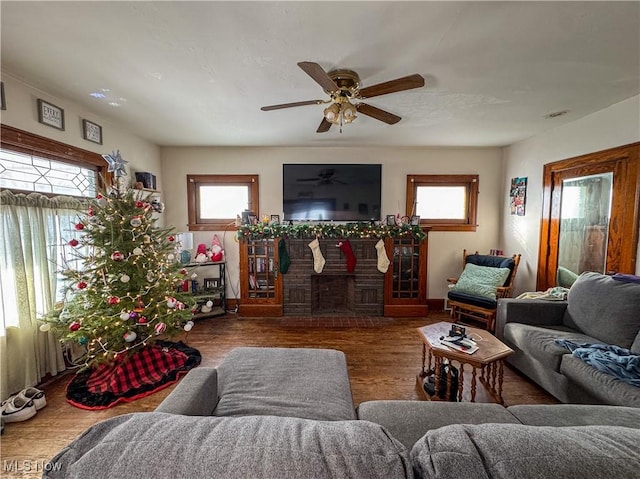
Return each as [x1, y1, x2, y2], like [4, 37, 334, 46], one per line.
[190, 273, 198, 280]
[206, 300, 213, 308]
[120, 274, 130, 283]
[120, 311, 130, 320]
[133, 247, 143, 256]
[39, 323, 51, 332]
[130, 217, 142, 228]
[147, 271, 155, 282]
[183, 320, 194, 332]
[167, 253, 175, 261]
[166, 297, 177, 308]
[123, 331, 137, 342]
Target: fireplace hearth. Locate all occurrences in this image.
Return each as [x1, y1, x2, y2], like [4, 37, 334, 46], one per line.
[283, 239, 384, 316]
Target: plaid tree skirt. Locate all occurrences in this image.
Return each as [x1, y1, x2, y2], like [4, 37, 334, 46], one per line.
[66, 341, 201, 409]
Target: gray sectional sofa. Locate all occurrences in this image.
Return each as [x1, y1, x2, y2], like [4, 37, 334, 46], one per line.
[496, 272, 640, 407]
[46, 346, 640, 478]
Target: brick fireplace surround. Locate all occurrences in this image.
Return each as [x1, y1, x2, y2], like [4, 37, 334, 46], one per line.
[283, 239, 384, 316]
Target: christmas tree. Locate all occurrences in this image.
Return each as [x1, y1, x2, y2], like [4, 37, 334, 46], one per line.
[44, 181, 195, 368]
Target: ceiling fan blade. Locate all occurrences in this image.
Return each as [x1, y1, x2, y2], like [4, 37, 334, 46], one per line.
[358, 74, 425, 99]
[298, 62, 340, 93]
[356, 103, 401, 125]
[261, 100, 324, 111]
[316, 118, 332, 133]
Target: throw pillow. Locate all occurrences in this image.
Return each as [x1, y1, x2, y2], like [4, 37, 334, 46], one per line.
[450, 263, 511, 300]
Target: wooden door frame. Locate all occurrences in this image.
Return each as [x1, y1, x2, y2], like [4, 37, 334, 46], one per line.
[537, 142, 639, 291]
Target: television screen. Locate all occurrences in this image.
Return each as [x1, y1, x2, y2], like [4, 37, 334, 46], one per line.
[283, 164, 382, 221]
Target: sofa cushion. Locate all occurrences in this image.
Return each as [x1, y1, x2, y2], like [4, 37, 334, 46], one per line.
[215, 347, 356, 420]
[45, 413, 413, 479]
[356, 401, 520, 450]
[410, 423, 640, 479]
[449, 263, 511, 301]
[560, 354, 640, 408]
[503, 323, 600, 372]
[507, 404, 640, 428]
[563, 272, 640, 349]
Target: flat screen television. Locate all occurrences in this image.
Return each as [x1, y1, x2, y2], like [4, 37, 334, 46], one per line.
[283, 164, 382, 221]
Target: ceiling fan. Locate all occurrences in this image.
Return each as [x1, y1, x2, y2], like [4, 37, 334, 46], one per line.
[297, 168, 346, 185]
[261, 61, 425, 133]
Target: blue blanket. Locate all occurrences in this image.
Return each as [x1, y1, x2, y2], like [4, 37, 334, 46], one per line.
[555, 340, 640, 387]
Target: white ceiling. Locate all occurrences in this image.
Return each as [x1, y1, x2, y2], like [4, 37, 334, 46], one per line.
[2, 1, 639, 148]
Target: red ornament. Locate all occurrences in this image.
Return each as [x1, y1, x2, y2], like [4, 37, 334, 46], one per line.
[77, 281, 87, 290]
[68, 238, 79, 247]
[108, 296, 120, 305]
[69, 321, 81, 331]
[180, 269, 187, 275]
[168, 235, 175, 242]
[137, 316, 148, 324]
[88, 207, 95, 216]
[135, 201, 144, 208]
[111, 251, 124, 261]
[75, 223, 85, 230]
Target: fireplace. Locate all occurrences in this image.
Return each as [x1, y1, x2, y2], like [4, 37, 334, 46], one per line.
[283, 239, 384, 316]
[312, 275, 355, 315]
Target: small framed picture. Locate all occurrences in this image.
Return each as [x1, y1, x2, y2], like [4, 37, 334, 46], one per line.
[82, 119, 103, 144]
[386, 214, 396, 226]
[270, 214, 280, 224]
[0, 82, 6, 111]
[203, 278, 219, 290]
[37, 99, 65, 130]
[248, 214, 258, 225]
[410, 215, 421, 226]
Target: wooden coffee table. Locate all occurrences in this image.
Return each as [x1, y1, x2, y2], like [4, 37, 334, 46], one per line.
[417, 322, 513, 404]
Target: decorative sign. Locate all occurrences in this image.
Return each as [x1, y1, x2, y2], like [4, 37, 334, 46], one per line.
[82, 119, 103, 144]
[510, 177, 527, 216]
[37, 99, 65, 130]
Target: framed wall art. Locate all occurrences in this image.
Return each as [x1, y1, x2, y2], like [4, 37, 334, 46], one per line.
[37, 99, 65, 130]
[82, 119, 103, 144]
[510, 177, 527, 216]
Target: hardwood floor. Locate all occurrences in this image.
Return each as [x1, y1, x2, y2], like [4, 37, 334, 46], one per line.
[0, 312, 557, 477]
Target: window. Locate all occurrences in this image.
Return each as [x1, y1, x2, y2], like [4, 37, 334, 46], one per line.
[406, 174, 479, 231]
[187, 174, 259, 231]
[0, 124, 109, 197]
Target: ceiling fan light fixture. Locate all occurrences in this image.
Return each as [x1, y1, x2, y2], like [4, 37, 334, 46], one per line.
[323, 103, 340, 124]
[342, 102, 357, 123]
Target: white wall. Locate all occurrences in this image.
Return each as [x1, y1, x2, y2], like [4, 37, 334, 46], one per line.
[0, 74, 162, 197]
[501, 95, 640, 293]
[161, 146, 503, 300]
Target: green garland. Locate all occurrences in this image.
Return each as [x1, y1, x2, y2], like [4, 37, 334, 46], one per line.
[237, 222, 426, 241]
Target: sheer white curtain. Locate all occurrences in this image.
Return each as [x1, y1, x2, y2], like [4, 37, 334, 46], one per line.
[0, 191, 84, 401]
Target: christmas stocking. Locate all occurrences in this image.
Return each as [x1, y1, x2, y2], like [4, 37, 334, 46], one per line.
[338, 239, 357, 272]
[308, 239, 325, 273]
[278, 239, 291, 274]
[375, 239, 391, 273]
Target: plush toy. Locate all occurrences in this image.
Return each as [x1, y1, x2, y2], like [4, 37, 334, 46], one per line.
[194, 243, 208, 263]
[210, 234, 224, 262]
